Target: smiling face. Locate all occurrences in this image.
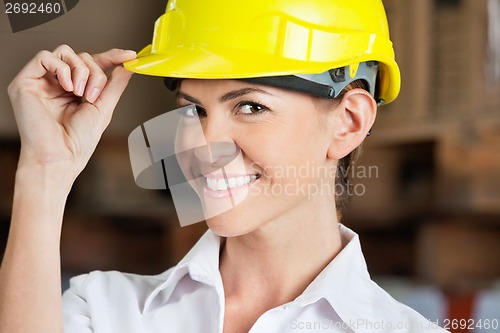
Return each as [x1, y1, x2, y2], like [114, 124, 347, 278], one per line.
[175, 79, 342, 237]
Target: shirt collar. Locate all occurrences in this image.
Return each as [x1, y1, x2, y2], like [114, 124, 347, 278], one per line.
[144, 224, 383, 329]
[294, 224, 376, 322]
[295, 225, 424, 333]
[143, 230, 223, 313]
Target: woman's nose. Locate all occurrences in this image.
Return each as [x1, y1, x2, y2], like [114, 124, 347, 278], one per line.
[194, 142, 240, 170]
[194, 114, 239, 169]
[201, 112, 233, 143]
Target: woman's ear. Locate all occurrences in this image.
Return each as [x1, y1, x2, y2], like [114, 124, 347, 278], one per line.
[327, 88, 377, 160]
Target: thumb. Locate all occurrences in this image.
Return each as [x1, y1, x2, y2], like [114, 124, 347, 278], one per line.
[93, 65, 134, 128]
[92, 49, 137, 72]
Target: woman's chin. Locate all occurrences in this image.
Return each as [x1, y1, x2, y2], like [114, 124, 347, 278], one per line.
[205, 214, 256, 238]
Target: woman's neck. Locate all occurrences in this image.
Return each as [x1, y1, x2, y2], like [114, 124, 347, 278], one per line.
[219, 198, 343, 310]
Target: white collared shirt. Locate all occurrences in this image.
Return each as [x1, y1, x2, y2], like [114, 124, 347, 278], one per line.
[62, 224, 449, 332]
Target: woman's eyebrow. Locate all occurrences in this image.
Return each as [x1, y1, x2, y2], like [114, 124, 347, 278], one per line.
[219, 88, 273, 103]
[176, 87, 273, 105]
[175, 92, 201, 104]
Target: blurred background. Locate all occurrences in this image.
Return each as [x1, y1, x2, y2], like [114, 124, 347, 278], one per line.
[0, 0, 499, 332]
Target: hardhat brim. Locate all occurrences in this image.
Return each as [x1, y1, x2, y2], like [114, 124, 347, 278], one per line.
[123, 44, 400, 105]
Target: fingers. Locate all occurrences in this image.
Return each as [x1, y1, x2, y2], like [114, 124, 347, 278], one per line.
[53, 45, 89, 97]
[93, 66, 134, 127]
[78, 49, 137, 104]
[11, 49, 74, 94]
[78, 52, 107, 103]
[92, 48, 137, 72]
[10, 45, 136, 105]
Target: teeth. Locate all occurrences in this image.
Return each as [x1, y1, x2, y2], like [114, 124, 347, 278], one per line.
[207, 178, 217, 189]
[236, 176, 244, 187]
[217, 179, 227, 190]
[206, 174, 259, 191]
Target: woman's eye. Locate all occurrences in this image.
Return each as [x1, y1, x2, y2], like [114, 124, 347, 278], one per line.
[179, 105, 206, 117]
[237, 102, 268, 115]
[185, 106, 198, 117]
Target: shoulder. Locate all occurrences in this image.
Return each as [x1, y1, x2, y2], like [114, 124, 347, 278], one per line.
[63, 268, 174, 307]
[62, 229, 219, 311]
[62, 269, 177, 331]
[68, 269, 173, 289]
[362, 280, 449, 333]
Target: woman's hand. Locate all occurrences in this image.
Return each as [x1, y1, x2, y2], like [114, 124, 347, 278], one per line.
[7, 45, 136, 181]
[0, 45, 136, 333]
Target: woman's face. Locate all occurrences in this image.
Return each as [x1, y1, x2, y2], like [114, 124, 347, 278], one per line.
[175, 79, 340, 237]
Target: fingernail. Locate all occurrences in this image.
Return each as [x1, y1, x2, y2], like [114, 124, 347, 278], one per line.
[75, 81, 85, 96]
[123, 50, 136, 56]
[88, 87, 100, 103]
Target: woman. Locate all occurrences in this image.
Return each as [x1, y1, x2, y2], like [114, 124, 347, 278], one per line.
[0, 0, 449, 332]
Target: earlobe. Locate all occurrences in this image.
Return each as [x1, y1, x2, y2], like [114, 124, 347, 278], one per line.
[326, 89, 377, 160]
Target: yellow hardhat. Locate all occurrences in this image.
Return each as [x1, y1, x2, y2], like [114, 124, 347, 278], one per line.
[124, 0, 401, 104]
